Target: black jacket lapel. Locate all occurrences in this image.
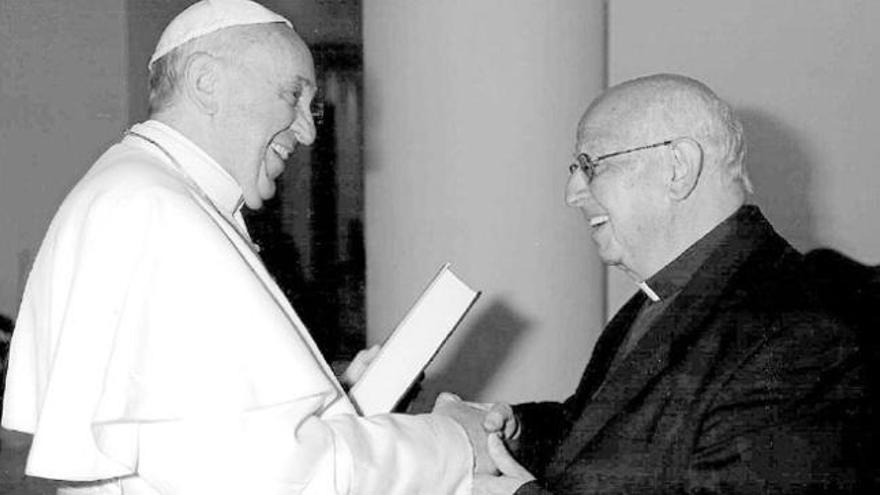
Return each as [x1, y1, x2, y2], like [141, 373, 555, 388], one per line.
[563, 293, 647, 415]
[544, 207, 789, 479]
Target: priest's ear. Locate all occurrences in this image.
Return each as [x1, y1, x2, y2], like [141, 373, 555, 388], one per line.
[667, 137, 703, 201]
[180, 52, 221, 115]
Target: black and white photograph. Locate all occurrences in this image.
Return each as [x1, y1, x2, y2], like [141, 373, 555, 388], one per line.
[1, 1, 877, 493]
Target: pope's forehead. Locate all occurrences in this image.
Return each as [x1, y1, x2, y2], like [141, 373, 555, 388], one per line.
[247, 26, 315, 82]
[258, 25, 306, 56]
[284, 32, 315, 78]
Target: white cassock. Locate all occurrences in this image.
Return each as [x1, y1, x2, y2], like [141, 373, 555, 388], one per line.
[2, 120, 474, 495]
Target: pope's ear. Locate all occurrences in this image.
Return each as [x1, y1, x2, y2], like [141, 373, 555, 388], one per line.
[668, 138, 703, 201]
[181, 52, 220, 115]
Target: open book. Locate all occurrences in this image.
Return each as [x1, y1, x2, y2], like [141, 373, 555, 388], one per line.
[349, 264, 480, 415]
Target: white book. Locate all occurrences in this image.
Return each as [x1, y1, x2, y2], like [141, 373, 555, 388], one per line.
[349, 263, 480, 415]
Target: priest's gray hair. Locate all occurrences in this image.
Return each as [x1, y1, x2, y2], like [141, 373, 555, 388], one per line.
[642, 74, 752, 195]
[674, 76, 752, 195]
[581, 74, 752, 195]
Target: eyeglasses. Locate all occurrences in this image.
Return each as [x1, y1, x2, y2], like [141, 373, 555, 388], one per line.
[569, 139, 675, 182]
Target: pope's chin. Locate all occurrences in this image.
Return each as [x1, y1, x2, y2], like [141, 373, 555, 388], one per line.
[243, 161, 282, 210]
[240, 178, 277, 210]
[242, 188, 266, 210]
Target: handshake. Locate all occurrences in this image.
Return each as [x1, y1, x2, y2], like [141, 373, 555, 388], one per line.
[432, 392, 536, 494]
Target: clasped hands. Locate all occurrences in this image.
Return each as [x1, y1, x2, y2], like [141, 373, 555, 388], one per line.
[433, 392, 536, 494]
[342, 350, 535, 493]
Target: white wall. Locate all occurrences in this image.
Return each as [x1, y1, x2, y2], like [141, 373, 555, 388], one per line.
[363, 0, 607, 404]
[607, 0, 880, 314]
[0, 0, 129, 319]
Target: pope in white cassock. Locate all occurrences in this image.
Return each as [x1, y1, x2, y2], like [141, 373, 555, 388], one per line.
[1, 1, 485, 493]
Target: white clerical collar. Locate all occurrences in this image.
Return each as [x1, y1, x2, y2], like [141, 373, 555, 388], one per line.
[636, 281, 661, 302]
[129, 120, 244, 219]
[620, 267, 662, 303]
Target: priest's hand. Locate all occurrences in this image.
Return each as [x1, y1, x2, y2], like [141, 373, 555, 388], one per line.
[474, 433, 536, 495]
[432, 392, 498, 474]
[339, 344, 381, 388]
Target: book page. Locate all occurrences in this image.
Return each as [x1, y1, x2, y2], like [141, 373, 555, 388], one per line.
[349, 264, 480, 415]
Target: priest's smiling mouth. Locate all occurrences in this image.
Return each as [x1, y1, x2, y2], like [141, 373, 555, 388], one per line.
[590, 215, 609, 228]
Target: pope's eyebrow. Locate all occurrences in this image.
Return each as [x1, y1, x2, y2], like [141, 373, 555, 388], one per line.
[292, 76, 315, 92]
[281, 77, 314, 101]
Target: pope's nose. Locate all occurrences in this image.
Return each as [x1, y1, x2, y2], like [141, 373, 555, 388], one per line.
[291, 106, 316, 146]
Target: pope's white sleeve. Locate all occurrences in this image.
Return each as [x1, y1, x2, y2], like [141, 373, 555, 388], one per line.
[134, 397, 474, 495]
[15, 166, 475, 493]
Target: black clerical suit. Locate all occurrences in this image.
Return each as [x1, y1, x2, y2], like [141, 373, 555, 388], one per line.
[512, 206, 871, 494]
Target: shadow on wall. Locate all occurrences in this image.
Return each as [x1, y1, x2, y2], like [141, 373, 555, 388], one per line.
[738, 108, 817, 251]
[406, 297, 532, 412]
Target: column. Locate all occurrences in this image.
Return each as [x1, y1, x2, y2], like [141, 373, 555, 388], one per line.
[363, 0, 607, 403]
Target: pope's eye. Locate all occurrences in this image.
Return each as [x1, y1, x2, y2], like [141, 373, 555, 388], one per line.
[281, 89, 301, 109]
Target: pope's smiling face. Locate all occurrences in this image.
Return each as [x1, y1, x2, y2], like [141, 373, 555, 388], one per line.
[219, 26, 317, 210]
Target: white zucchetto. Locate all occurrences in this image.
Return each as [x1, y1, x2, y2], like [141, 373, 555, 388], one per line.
[149, 0, 292, 69]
